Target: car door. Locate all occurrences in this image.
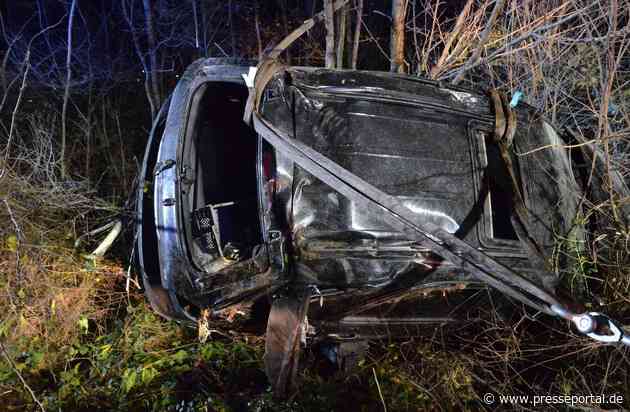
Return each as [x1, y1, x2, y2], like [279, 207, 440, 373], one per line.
[136, 95, 195, 321]
[151, 58, 273, 316]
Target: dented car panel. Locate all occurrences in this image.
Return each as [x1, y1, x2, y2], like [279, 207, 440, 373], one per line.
[258, 67, 581, 294]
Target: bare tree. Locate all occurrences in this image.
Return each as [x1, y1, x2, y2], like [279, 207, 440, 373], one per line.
[390, 0, 408, 73]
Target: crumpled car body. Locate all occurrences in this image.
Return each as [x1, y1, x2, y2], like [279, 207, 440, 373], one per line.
[136, 57, 586, 388]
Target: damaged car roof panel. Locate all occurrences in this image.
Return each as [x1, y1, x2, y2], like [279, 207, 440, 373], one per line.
[259, 66, 580, 290]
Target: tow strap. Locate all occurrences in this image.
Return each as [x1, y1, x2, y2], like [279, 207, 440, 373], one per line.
[244, 7, 629, 394]
[250, 92, 628, 340]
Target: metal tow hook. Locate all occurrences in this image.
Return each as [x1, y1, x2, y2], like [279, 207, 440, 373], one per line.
[309, 285, 324, 308]
[551, 305, 630, 346]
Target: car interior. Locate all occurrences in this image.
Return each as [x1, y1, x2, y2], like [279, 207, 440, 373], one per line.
[182, 81, 262, 270]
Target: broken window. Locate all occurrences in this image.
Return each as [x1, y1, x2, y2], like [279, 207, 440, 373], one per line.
[470, 128, 521, 249]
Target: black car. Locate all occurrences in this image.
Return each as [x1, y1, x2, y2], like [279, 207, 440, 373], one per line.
[136, 57, 590, 392]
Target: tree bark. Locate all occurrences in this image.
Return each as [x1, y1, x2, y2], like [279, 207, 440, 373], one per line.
[351, 0, 363, 69]
[336, 4, 347, 68]
[61, 0, 77, 178]
[390, 0, 408, 73]
[324, 0, 336, 68]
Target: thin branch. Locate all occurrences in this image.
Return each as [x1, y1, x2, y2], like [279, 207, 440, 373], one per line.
[90, 219, 122, 257]
[452, 0, 506, 84]
[430, 0, 474, 78]
[0, 341, 46, 412]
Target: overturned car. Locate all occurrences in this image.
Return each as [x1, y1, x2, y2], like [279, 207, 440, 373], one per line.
[136, 56, 629, 394]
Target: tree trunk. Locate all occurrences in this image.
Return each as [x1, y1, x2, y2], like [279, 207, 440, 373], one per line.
[142, 0, 161, 111]
[61, 0, 77, 178]
[336, 4, 347, 69]
[351, 0, 363, 69]
[324, 0, 336, 68]
[390, 0, 407, 73]
[192, 0, 199, 50]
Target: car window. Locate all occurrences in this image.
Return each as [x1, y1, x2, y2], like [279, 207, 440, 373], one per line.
[469, 127, 523, 251]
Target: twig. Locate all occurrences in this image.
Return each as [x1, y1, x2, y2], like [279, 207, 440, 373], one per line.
[430, 0, 474, 78]
[372, 367, 388, 412]
[0, 341, 45, 412]
[3, 198, 22, 283]
[361, 18, 390, 63]
[214, 42, 229, 57]
[2, 51, 30, 179]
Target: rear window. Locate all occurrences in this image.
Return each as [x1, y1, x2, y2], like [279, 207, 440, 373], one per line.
[470, 127, 523, 251]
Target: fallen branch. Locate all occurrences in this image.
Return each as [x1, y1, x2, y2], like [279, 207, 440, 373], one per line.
[90, 219, 122, 257]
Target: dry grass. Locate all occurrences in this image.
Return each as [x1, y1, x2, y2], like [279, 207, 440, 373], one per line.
[0, 109, 128, 364]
